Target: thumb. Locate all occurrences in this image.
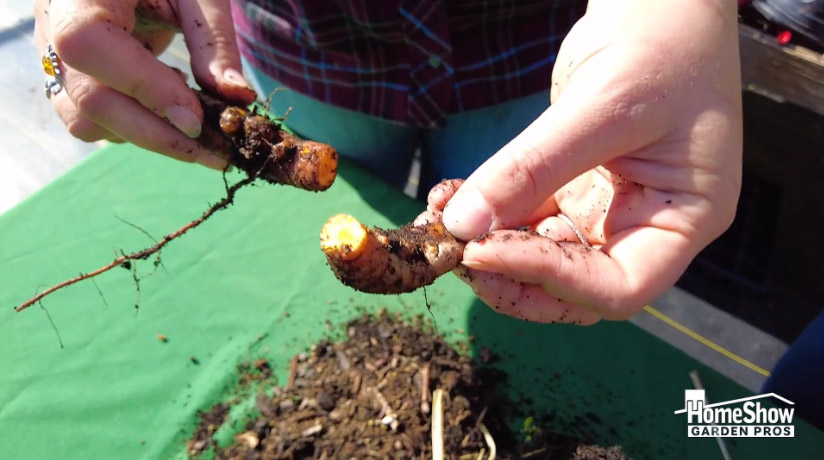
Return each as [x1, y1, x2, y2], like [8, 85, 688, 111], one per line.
[179, 0, 257, 106]
[442, 53, 667, 240]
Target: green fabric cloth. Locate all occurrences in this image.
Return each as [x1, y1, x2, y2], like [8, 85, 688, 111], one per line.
[1, 145, 821, 459]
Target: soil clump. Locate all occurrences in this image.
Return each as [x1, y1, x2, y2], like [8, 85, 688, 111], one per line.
[189, 313, 628, 460]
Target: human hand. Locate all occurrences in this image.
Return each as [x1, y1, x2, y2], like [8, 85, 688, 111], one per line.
[33, 0, 256, 169]
[432, 0, 743, 324]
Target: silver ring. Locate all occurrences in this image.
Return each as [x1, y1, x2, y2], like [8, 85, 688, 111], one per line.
[42, 43, 63, 99]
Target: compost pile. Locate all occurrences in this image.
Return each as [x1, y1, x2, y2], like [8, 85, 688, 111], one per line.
[189, 313, 628, 460]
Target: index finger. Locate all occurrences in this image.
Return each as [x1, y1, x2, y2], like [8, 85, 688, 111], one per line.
[459, 227, 694, 320]
[48, 0, 204, 137]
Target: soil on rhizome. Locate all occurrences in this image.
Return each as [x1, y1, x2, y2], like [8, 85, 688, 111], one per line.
[188, 312, 629, 460]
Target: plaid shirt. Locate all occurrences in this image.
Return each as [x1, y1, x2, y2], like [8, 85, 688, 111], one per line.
[232, 0, 586, 128]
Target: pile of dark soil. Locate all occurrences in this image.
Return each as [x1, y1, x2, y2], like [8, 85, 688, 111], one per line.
[189, 312, 628, 460]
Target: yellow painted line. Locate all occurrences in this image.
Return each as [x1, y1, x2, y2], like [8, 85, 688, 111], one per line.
[643, 305, 771, 377]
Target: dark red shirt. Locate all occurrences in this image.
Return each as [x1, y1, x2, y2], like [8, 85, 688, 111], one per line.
[232, 0, 586, 127]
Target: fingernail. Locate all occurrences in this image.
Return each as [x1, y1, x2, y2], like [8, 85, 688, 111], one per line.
[442, 186, 493, 240]
[223, 68, 251, 88]
[196, 153, 230, 171]
[461, 260, 487, 270]
[165, 106, 202, 138]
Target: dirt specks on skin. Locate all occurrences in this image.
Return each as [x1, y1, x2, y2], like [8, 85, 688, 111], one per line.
[474, 232, 492, 244]
[456, 266, 476, 283]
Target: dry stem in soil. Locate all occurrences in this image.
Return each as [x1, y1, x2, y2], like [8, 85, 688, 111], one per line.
[189, 313, 629, 460]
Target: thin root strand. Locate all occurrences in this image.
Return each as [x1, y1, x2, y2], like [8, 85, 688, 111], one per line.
[14, 175, 257, 313]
